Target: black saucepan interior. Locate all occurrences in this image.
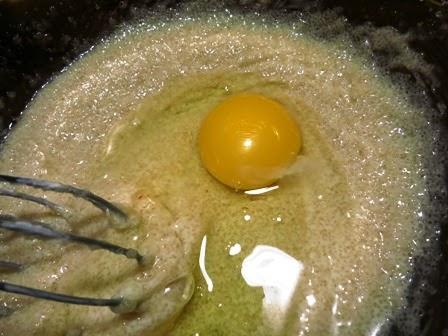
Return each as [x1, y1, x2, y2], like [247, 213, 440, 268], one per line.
[0, 1, 447, 335]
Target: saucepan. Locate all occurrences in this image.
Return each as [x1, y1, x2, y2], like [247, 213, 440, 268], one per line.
[0, 0, 447, 335]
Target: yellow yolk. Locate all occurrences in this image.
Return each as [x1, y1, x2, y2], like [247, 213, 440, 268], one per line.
[198, 93, 302, 190]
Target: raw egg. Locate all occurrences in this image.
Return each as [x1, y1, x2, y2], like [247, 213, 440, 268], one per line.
[198, 93, 302, 190]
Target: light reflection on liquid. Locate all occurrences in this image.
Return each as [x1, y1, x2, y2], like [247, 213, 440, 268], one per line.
[241, 245, 304, 330]
[306, 294, 316, 307]
[229, 243, 242, 256]
[244, 185, 279, 195]
[196, 240, 363, 334]
[199, 235, 214, 292]
[368, 320, 387, 336]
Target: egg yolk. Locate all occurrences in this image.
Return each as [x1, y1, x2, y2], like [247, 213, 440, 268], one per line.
[198, 93, 302, 190]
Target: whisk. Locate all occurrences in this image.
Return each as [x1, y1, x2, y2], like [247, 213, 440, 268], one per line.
[0, 174, 146, 314]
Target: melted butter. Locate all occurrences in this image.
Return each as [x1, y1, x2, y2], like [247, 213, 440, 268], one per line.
[0, 6, 437, 336]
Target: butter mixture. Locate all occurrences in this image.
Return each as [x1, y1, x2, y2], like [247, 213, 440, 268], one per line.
[0, 6, 437, 336]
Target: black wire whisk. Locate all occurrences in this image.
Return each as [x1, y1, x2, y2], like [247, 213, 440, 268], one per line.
[0, 174, 146, 313]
